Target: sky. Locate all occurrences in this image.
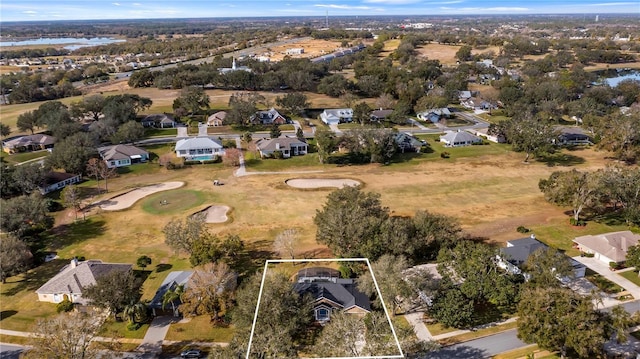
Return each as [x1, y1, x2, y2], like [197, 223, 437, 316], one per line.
[1, 0, 639, 22]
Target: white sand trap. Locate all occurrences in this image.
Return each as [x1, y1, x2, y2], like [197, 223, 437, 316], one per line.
[196, 205, 230, 223]
[99, 181, 184, 211]
[285, 178, 361, 189]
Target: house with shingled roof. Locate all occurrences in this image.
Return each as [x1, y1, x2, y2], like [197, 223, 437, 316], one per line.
[98, 144, 149, 168]
[573, 231, 640, 265]
[36, 259, 131, 305]
[293, 267, 370, 323]
[255, 136, 308, 158]
[149, 271, 194, 317]
[2, 134, 55, 154]
[439, 130, 482, 147]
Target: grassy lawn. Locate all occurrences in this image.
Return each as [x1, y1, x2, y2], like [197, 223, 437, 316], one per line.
[493, 345, 558, 359]
[426, 321, 458, 336]
[243, 151, 325, 171]
[0, 334, 31, 345]
[585, 269, 625, 294]
[0, 149, 49, 164]
[530, 219, 630, 256]
[145, 128, 177, 137]
[438, 321, 518, 346]
[141, 189, 206, 215]
[99, 319, 149, 340]
[165, 316, 235, 342]
[619, 270, 640, 287]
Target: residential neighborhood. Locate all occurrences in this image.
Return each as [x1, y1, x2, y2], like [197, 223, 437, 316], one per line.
[1, 7, 640, 359]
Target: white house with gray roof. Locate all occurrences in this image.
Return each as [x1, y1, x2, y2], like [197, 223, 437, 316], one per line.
[36, 259, 131, 304]
[255, 136, 308, 158]
[320, 108, 353, 125]
[573, 231, 640, 265]
[98, 144, 149, 168]
[174, 137, 224, 161]
[439, 130, 482, 147]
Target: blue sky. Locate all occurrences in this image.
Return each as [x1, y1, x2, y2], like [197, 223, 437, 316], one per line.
[1, 0, 638, 22]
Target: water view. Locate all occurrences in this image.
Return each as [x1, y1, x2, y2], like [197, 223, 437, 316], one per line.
[0, 37, 125, 50]
[603, 70, 640, 87]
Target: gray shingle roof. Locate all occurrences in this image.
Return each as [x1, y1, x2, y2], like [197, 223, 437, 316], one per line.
[36, 260, 131, 304]
[3, 134, 56, 149]
[149, 271, 194, 309]
[175, 137, 223, 151]
[256, 137, 307, 152]
[98, 144, 149, 161]
[440, 130, 481, 145]
[294, 279, 371, 312]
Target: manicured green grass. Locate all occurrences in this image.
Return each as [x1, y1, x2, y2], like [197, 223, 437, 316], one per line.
[438, 321, 518, 346]
[141, 189, 206, 215]
[0, 150, 49, 164]
[116, 162, 164, 177]
[100, 319, 149, 340]
[165, 316, 235, 342]
[0, 334, 30, 345]
[529, 219, 630, 256]
[243, 151, 325, 171]
[145, 128, 177, 137]
[426, 321, 458, 336]
[619, 270, 640, 287]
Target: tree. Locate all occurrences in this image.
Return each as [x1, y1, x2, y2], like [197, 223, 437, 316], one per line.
[0, 123, 11, 138]
[179, 262, 237, 322]
[313, 311, 366, 357]
[429, 284, 475, 329]
[86, 158, 116, 193]
[610, 305, 631, 344]
[136, 255, 152, 269]
[110, 121, 145, 144]
[128, 69, 155, 88]
[314, 186, 389, 258]
[226, 92, 263, 127]
[222, 148, 242, 167]
[173, 86, 210, 116]
[600, 166, 640, 226]
[314, 128, 336, 164]
[61, 185, 83, 221]
[163, 213, 207, 255]
[539, 169, 602, 222]
[358, 255, 414, 316]
[455, 45, 473, 61]
[249, 271, 313, 358]
[626, 245, 640, 276]
[273, 228, 298, 259]
[343, 128, 397, 164]
[317, 74, 351, 97]
[353, 102, 372, 126]
[83, 270, 142, 319]
[16, 110, 39, 134]
[122, 301, 148, 324]
[517, 287, 609, 358]
[522, 247, 574, 288]
[11, 162, 47, 195]
[0, 193, 53, 238]
[595, 108, 640, 163]
[0, 235, 32, 283]
[25, 311, 101, 359]
[503, 116, 558, 162]
[46, 132, 97, 175]
[162, 284, 185, 317]
[275, 92, 309, 116]
[70, 94, 106, 122]
[269, 123, 281, 139]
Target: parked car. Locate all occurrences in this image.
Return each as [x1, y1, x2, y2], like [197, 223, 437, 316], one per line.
[180, 349, 202, 358]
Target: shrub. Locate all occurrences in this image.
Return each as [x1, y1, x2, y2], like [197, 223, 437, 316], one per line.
[569, 218, 587, 226]
[223, 139, 237, 148]
[582, 252, 595, 258]
[272, 150, 284, 159]
[136, 255, 152, 268]
[56, 298, 74, 313]
[166, 162, 184, 170]
[127, 322, 142, 331]
[440, 151, 450, 158]
[516, 226, 530, 233]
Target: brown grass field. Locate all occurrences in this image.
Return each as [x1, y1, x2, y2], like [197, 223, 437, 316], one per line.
[415, 44, 501, 65]
[266, 39, 344, 62]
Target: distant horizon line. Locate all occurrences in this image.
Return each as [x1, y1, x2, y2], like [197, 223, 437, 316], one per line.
[2, 12, 638, 24]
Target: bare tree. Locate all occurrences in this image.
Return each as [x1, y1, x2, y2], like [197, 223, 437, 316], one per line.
[222, 148, 242, 167]
[273, 228, 298, 260]
[61, 185, 83, 220]
[25, 311, 103, 359]
[179, 262, 238, 322]
[86, 158, 116, 193]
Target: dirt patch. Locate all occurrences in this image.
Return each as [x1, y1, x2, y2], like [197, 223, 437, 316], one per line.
[263, 39, 344, 62]
[98, 181, 184, 211]
[193, 205, 230, 223]
[285, 178, 361, 189]
[415, 44, 499, 65]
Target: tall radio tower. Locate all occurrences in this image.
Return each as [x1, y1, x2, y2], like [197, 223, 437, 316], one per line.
[326, 10, 329, 28]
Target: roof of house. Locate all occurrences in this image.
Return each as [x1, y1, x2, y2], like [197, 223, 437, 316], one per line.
[395, 132, 425, 148]
[41, 172, 80, 187]
[175, 137, 223, 151]
[440, 130, 481, 144]
[322, 108, 353, 118]
[256, 136, 307, 152]
[98, 144, 149, 161]
[142, 114, 175, 123]
[458, 90, 472, 99]
[36, 259, 131, 303]
[294, 280, 371, 312]
[207, 111, 227, 123]
[371, 109, 393, 119]
[3, 134, 56, 149]
[149, 271, 194, 309]
[502, 236, 548, 264]
[252, 108, 284, 122]
[420, 108, 451, 117]
[573, 231, 640, 262]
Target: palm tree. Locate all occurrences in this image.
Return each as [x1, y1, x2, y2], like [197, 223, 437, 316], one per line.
[123, 301, 148, 324]
[162, 284, 185, 317]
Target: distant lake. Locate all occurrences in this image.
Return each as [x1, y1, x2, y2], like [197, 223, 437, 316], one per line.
[0, 37, 125, 50]
[603, 70, 640, 87]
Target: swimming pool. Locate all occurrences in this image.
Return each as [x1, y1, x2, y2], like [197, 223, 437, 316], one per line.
[189, 155, 214, 161]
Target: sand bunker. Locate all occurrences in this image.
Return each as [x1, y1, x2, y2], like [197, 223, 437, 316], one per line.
[99, 182, 184, 211]
[193, 205, 230, 223]
[285, 178, 361, 189]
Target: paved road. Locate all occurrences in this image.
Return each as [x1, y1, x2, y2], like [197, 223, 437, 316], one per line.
[0, 343, 26, 359]
[429, 329, 529, 359]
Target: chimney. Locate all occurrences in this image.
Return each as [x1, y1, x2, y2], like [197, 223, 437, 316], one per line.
[275, 143, 281, 150]
[70, 258, 78, 268]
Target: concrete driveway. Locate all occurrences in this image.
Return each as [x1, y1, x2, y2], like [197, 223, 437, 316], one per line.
[572, 256, 640, 299]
